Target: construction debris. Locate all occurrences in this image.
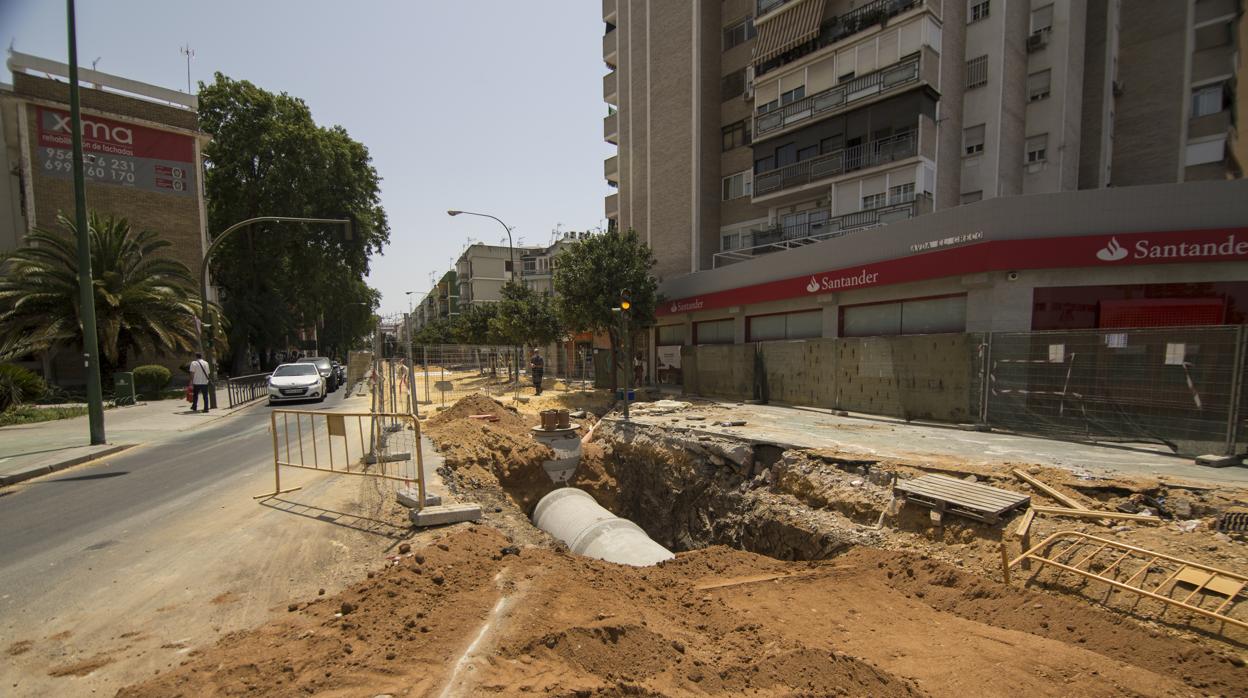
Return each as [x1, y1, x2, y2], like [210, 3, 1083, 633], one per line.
[893, 473, 1030, 524]
[1030, 505, 1162, 523]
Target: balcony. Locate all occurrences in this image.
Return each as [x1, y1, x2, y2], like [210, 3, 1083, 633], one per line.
[605, 154, 619, 183]
[603, 70, 618, 105]
[756, 0, 793, 18]
[754, 130, 919, 198]
[604, 110, 619, 144]
[604, 27, 618, 68]
[713, 194, 930, 267]
[605, 192, 620, 219]
[756, 0, 925, 75]
[755, 50, 933, 140]
[603, 0, 617, 23]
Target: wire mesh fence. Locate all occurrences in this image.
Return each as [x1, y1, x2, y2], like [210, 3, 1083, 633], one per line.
[984, 326, 1247, 456]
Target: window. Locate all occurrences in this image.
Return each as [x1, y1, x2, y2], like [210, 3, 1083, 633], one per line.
[504, 260, 514, 272]
[1191, 84, 1225, 118]
[775, 142, 798, 167]
[862, 192, 887, 209]
[841, 296, 967, 337]
[1030, 4, 1053, 33]
[966, 56, 988, 88]
[780, 85, 805, 105]
[888, 182, 915, 204]
[960, 190, 983, 204]
[722, 120, 751, 151]
[748, 310, 822, 341]
[754, 155, 775, 173]
[1194, 21, 1232, 51]
[721, 69, 746, 102]
[657, 325, 687, 345]
[968, 0, 990, 23]
[720, 229, 753, 251]
[722, 170, 752, 200]
[756, 99, 779, 114]
[694, 319, 734, 344]
[963, 124, 985, 155]
[1026, 134, 1048, 163]
[723, 16, 757, 50]
[797, 145, 819, 162]
[1027, 70, 1051, 101]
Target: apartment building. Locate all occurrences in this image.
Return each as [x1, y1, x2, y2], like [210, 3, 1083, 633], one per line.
[602, 0, 1247, 387]
[412, 270, 459, 330]
[602, 0, 1243, 277]
[453, 242, 544, 308]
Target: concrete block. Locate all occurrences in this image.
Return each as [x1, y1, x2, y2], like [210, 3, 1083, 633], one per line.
[364, 452, 411, 464]
[411, 503, 482, 527]
[1195, 454, 1242, 468]
[395, 486, 442, 508]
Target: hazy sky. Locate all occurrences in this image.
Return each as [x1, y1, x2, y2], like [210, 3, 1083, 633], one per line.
[1, 0, 614, 315]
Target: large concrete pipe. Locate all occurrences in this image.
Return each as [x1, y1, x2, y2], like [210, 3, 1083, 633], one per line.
[532, 488, 674, 567]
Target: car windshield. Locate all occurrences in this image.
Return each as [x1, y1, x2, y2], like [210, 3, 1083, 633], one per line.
[273, 364, 318, 377]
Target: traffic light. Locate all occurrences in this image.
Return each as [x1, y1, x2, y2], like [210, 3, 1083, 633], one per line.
[620, 289, 632, 312]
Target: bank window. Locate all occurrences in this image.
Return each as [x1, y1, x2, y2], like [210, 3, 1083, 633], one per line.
[1027, 70, 1051, 102]
[862, 192, 887, 209]
[748, 310, 822, 341]
[968, 0, 990, 23]
[1191, 84, 1225, 118]
[657, 324, 687, 345]
[1026, 134, 1048, 163]
[722, 69, 746, 102]
[966, 56, 988, 89]
[889, 182, 915, 204]
[723, 16, 757, 50]
[841, 295, 966, 337]
[722, 120, 751, 151]
[695, 319, 735, 344]
[722, 170, 752, 200]
[963, 124, 985, 155]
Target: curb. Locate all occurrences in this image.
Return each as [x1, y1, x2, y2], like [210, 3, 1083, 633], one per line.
[0, 444, 133, 487]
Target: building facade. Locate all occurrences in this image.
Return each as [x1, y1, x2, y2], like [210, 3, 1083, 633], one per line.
[602, 0, 1244, 278]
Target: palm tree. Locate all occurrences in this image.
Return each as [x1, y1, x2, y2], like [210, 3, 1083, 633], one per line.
[0, 212, 221, 371]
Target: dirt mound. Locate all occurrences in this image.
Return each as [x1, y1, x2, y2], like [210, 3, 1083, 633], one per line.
[428, 392, 530, 431]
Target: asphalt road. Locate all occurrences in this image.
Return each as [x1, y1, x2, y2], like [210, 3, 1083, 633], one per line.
[0, 390, 350, 569]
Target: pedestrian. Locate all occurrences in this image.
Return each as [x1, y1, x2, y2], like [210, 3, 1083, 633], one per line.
[188, 352, 211, 413]
[529, 349, 544, 396]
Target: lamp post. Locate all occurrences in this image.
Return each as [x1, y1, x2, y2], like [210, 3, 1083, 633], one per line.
[447, 209, 518, 380]
[198, 216, 351, 407]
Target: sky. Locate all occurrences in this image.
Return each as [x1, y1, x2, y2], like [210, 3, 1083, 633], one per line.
[1, 0, 615, 316]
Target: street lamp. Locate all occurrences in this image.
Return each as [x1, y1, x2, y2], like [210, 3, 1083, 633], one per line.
[198, 216, 351, 407]
[448, 209, 519, 379]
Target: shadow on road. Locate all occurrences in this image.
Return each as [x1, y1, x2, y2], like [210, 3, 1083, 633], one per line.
[50, 471, 129, 482]
[260, 496, 411, 540]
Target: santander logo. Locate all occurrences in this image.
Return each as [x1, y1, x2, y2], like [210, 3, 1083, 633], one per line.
[1096, 237, 1129, 262]
[805, 277, 820, 293]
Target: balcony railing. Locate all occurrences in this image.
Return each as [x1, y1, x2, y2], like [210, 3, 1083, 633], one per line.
[713, 195, 927, 267]
[757, 0, 923, 74]
[604, 154, 619, 182]
[756, 53, 922, 138]
[754, 130, 917, 197]
[603, 71, 618, 104]
[605, 191, 620, 219]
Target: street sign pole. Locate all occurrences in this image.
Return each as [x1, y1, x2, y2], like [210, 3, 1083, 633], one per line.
[66, 0, 105, 444]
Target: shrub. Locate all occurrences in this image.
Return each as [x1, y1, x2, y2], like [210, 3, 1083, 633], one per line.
[0, 364, 47, 411]
[132, 364, 172, 398]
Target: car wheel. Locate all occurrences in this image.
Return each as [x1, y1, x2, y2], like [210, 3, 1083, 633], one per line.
[268, 399, 275, 406]
[318, 393, 327, 403]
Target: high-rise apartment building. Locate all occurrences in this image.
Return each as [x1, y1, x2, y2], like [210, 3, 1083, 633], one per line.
[602, 0, 1244, 278]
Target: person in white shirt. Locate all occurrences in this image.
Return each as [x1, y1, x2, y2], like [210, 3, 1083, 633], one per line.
[189, 352, 211, 413]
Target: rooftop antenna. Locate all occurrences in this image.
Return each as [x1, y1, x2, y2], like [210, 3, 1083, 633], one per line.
[90, 57, 101, 88]
[180, 44, 195, 94]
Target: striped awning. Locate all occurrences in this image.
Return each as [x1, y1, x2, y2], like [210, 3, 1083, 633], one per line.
[753, 0, 827, 66]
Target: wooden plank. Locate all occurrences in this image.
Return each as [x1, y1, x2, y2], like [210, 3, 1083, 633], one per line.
[1013, 469, 1087, 510]
[1174, 566, 1245, 598]
[1031, 505, 1161, 522]
[1014, 508, 1036, 538]
[897, 477, 1029, 512]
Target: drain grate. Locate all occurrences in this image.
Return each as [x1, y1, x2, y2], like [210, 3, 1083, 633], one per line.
[1218, 512, 1248, 533]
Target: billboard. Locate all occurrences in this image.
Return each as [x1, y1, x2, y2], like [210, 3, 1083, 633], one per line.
[35, 106, 196, 196]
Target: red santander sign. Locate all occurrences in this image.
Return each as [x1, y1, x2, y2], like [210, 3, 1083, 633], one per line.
[659, 228, 1248, 316]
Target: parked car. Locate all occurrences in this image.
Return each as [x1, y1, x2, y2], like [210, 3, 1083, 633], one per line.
[267, 363, 326, 405]
[296, 356, 338, 392]
[331, 360, 346, 388]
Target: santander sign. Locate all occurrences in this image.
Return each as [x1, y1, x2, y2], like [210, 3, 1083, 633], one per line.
[1096, 234, 1248, 263]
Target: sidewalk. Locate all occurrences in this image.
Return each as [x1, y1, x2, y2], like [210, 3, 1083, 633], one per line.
[621, 399, 1248, 486]
[0, 397, 261, 487]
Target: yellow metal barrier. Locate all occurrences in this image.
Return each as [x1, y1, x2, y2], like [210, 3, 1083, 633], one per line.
[256, 409, 426, 509]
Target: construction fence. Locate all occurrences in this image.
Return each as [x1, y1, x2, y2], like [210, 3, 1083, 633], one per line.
[680, 325, 1248, 458]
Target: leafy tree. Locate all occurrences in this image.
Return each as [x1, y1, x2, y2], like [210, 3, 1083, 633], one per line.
[490, 282, 562, 349]
[0, 213, 221, 372]
[197, 74, 389, 373]
[413, 316, 455, 345]
[452, 303, 500, 345]
[552, 229, 658, 390]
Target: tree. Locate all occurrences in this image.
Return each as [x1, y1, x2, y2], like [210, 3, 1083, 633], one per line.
[197, 74, 389, 373]
[413, 317, 455, 346]
[552, 229, 658, 390]
[452, 303, 500, 345]
[0, 213, 221, 372]
[491, 282, 562, 349]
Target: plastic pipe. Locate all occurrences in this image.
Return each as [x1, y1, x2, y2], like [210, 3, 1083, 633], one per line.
[532, 488, 674, 567]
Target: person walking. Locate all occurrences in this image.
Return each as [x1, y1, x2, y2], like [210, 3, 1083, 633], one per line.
[189, 352, 211, 413]
[529, 349, 545, 396]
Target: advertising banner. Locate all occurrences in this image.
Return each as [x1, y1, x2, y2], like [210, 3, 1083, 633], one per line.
[35, 106, 196, 196]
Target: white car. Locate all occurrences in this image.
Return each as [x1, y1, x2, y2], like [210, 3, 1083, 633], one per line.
[267, 363, 327, 405]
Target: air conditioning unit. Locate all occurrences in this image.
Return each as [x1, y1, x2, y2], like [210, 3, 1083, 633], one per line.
[1026, 29, 1049, 52]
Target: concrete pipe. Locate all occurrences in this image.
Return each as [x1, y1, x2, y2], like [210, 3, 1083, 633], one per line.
[532, 487, 674, 567]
